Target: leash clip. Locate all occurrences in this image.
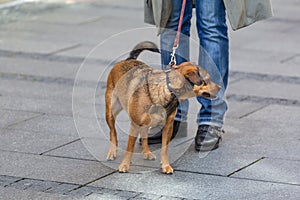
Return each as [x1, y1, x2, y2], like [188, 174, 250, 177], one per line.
[168, 45, 178, 68]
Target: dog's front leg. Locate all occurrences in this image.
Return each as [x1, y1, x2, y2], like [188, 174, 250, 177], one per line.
[160, 110, 177, 174]
[119, 124, 139, 173]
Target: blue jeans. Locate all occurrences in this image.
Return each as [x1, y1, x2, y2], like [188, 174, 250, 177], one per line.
[160, 0, 228, 127]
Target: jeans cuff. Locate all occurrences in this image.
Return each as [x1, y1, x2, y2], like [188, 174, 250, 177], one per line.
[197, 119, 223, 128]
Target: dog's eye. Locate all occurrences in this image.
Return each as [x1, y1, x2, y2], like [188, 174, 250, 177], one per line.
[187, 72, 194, 76]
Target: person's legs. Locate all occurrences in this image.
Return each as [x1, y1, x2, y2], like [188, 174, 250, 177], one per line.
[160, 0, 193, 123]
[195, 0, 228, 127]
[194, 0, 229, 151]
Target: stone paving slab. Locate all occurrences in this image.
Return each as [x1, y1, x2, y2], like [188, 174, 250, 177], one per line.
[0, 187, 77, 200]
[0, 19, 107, 47]
[0, 35, 78, 55]
[9, 114, 78, 136]
[0, 79, 74, 100]
[229, 48, 300, 78]
[242, 104, 300, 123]
[0, 96, 73, 116]
[0, 150, 114, 184]
[232, 158, 300, 185]
[0, 109, 41, 128]
[0, 56, 79, 78]
[225, 101, 268, 119]
[234, 29, 299, 55]
[222, 118, 300, 160]
[56, 25, 159, 62]
[43, 139, 96, 161]
[173, 145, 261, 176]
[23, 1, 143, 25]
[228, 79, 300, 101]
[90, 170, 300, 200]
[0, 128, 78, 154]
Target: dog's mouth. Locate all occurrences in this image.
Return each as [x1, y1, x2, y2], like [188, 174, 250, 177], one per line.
[202, 92, 217, 99]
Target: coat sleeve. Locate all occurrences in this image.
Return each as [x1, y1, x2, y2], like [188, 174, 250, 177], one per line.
[144, 0, 172, 35]
[144, 0, 155, 25]
[224, 0, 274, 31]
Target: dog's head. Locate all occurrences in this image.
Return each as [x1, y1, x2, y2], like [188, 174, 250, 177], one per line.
[173, 62, 220, 99]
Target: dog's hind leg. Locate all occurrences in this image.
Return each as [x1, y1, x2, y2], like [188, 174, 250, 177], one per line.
[106, 89, 122, 160]
[119, 123, 139, 173]
[140, 127, 156, 160]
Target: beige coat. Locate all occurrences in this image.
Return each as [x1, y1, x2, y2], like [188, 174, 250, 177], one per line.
[144, 0, 273, 34]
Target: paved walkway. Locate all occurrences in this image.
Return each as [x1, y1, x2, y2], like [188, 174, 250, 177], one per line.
[0, 0, 299, 199]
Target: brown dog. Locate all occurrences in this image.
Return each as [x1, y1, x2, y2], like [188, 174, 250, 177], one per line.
[105, 41, 220, 174]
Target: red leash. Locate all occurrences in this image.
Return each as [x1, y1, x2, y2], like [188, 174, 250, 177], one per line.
[169, 0, 187, 67]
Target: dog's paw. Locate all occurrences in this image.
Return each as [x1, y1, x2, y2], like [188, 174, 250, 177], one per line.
[143, 152, 156, 160]
[118, 163, 130, 173]
[161, 164, 174, 175]
[106, 147, 117, 160]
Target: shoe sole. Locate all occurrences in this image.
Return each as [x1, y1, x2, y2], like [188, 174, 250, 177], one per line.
[195, 144, 219, 152]
[195, 140, 220, 152]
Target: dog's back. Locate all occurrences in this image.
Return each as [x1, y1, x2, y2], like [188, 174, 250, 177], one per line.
[106, 41, 159, 91]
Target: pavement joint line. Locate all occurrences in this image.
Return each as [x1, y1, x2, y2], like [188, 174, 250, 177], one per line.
[0, 147, 144, 166]
[1, 107, 73, 117]
[7, 126, 68, 135]
[0, 71, 107, 88]
[0, 148, 52, 157]
[280, 53, 300, 64]
[0, 49, 111, 65]
[227, 175, 300, 187]
[176, 166, 300, 187]
[42, 154, 98, 162]
[263, 156, 300, 162]
[230, 71, 300, 84]
[227, 94, 300, 107]
[46, 43, 82, 56]
[174, 169, 225, 178]
[0, 148, 99, 164]
[227, 157, 265, 177]
[77, 16, 105, 25]
[1, 48, 300, 85]
[70, 170, 118, 192]
[39, 138, 81, 155]
[1, 107, 47, 116]
[1, 112, 45, 129]
[238, 104, 270, 119]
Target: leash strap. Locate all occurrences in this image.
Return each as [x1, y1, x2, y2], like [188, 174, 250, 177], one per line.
[168, 0, 187, 67]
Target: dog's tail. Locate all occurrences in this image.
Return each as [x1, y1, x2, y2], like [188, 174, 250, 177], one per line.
[126, 41, 160, 60]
